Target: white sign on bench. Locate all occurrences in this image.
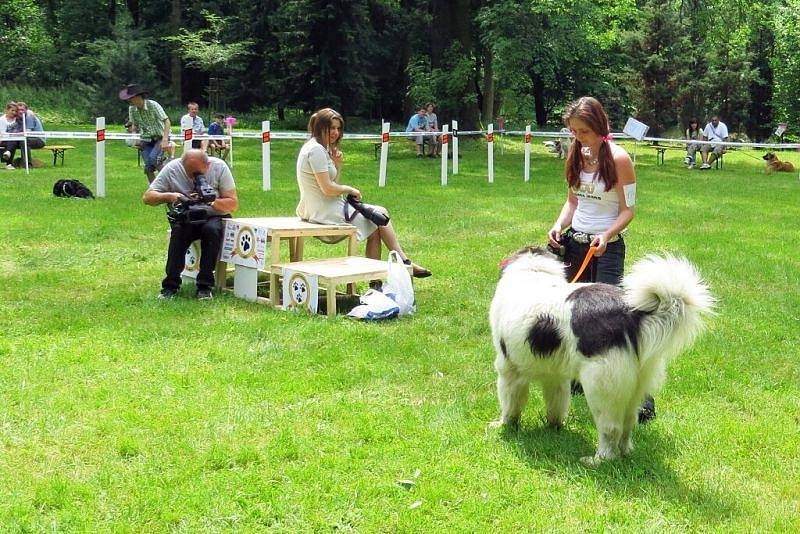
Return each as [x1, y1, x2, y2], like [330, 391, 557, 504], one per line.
[282, 269, 319, 313]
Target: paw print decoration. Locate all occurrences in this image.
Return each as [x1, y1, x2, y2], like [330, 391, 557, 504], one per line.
[288, 273, 310, 308]
[234, 226, 257, 259]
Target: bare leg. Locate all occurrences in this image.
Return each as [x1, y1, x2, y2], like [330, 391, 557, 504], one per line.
[365, 230, 381, 260]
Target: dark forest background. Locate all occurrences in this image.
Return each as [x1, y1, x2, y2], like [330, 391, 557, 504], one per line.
[2, 0, 799, 138]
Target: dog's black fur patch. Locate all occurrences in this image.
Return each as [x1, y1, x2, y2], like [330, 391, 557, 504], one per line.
[567, 284, 644, 357]
[500, 338, 508, 359]
[527, 314, 562, 356]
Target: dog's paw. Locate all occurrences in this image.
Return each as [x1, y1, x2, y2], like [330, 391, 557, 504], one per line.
[579, 455, 606, 467]
[620, 440, 634, 457]
[488, 420, 504, 429]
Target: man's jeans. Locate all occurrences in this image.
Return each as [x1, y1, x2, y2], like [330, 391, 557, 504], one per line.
[140, 138, 163, 174]
[163, 217, 225, 292]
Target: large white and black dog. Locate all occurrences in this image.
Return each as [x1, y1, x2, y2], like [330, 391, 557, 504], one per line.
[489, 247, 714, 465]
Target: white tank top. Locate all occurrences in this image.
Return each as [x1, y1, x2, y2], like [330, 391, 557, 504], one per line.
[571, 170, 619, 234]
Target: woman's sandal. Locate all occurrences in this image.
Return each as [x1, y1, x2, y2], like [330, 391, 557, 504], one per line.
[403, 259, 432, 278]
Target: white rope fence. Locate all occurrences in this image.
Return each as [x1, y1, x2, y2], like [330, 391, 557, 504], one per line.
[5, 118, 797, 197]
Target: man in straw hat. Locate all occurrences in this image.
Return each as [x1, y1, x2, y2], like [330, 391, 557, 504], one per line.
[120, 84, 171, 183]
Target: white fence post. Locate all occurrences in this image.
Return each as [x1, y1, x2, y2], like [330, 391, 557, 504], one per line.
[440, 124, 449, 186]
[524, 125, 531, 183]
[487, 124, 495, 184]
[451, 120, 459, 175]
[262, 120, 271, 191]
[95, 117, 106, 198]
[181, 115, 192, 154]
[378, 121, 390, 187]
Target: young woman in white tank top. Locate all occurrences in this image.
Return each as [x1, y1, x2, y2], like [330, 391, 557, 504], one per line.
[546, 97, 654, 423]
[546, 97, 637, 286]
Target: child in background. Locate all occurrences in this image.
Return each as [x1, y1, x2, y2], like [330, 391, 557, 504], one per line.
[207, 113, 230, 161]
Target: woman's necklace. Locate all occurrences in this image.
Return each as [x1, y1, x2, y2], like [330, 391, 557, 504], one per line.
[581, 145, 600, 167]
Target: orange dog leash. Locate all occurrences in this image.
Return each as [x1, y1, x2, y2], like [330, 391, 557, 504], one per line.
[570, 245, 599, 283]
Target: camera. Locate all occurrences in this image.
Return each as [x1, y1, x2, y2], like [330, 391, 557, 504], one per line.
[166, 174, 218, 225]
[346, 195, 390, 226]
[193, 173, 217, 203]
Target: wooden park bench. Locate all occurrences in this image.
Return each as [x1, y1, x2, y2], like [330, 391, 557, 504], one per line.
[272, 256, 410, 317]
[36, 145, 75, 166]
[649, 143, 724, 168]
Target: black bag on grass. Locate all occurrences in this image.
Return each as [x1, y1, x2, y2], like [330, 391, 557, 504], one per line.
[53, 179, 94, 199]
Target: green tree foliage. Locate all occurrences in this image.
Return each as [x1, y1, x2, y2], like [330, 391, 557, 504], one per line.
[771, 0, 800, 128]
[0, 0, 54, 82]
[72, 13, 162, 122]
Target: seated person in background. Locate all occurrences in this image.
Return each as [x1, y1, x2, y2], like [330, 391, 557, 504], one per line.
[425, 102, 441, 158]
[700, 115, 728, 170]
[142, 149, 239, 300]
[297, 108, 431, 278]
[684, 118, 702, 169]
[1, 102, 22, 169]
[17, 102, 46, 155]
[207, 113, 229, 161]
[405, 106, 429, 158]
[180, 101, 207, 151]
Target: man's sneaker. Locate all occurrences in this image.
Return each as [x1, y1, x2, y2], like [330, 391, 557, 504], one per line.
[5, 164, 15, 170]
[2, 150, 10, 161]
[158, 288, 178, 300]
[196, 288, 213, 300]
[684, 155, 691, 165]
[700, 163, 711, 170]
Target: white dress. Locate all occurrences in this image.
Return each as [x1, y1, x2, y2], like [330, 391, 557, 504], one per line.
[295, 138, 377, 241]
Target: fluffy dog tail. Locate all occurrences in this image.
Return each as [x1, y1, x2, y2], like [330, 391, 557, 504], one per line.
[623, 255, 715, 362]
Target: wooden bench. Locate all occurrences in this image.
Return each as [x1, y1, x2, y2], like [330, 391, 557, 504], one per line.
[218, 217, 358, 305]
[648, 145, 683, 165]
[36, 145, 75, 166]
[272, 257, 410, 317]
[649, 144, 724, 168]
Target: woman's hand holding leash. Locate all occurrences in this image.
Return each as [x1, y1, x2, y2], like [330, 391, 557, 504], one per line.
[547, 224, 562, 248]
[590, 234, 608, 255]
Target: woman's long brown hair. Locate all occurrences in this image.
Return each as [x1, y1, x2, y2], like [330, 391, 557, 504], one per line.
[563, 97, 617, 190]
[308, 108, 344, 149]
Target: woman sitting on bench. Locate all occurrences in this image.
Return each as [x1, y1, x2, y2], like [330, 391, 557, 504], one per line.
[295, 107, 431, 278]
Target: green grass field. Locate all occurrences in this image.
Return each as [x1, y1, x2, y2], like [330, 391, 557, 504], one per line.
[1, 132, 798, 531]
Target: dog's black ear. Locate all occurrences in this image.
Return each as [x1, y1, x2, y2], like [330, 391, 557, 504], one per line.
[763, 153, 772, 160]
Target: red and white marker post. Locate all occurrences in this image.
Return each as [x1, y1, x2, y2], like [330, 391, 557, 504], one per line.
[487, 124, 495, 184]
[440, 124, 449, 186]
[451, 120, 459, 175]
[378, 121, 390, 187]
[524, 125, 531, 183]
[181, 115, 193, 154]
[262, 120, 271, 191]
[96, 117, 106, 197]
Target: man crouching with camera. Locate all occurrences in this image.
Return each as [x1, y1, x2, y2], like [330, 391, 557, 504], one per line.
[143, 149, 239, 300]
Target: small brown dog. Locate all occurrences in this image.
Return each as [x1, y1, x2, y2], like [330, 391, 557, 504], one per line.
[763, 152, 795, 172]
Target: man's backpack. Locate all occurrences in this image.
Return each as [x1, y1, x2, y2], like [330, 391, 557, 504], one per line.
[53, 179, 94, 199]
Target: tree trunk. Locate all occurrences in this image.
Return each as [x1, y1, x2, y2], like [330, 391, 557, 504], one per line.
[532, 72, 547, 126]
[481, 51, 494, 124]
[169, 0, 182, 104]
[126, 0, 140, 27]
[108, 0, 116, 26]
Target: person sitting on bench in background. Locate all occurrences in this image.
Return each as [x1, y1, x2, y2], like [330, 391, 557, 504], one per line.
[297, 108, 431, 278]
[684, 117, 701, 169]
[142, 149, 239, 301]
[1, 102, 22, 170]
[700, 115, 728, 170]
[120, 84, 171, 183]
[207, 113, 229, 161]
[405, 105, 429, 158]
[16, 102, 46, 165]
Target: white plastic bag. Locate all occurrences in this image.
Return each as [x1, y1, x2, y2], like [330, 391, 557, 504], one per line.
[347, 289, 400, 320]
[383, 251, 416, 315]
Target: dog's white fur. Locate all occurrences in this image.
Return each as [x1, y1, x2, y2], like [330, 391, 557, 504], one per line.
[489, 248, 714, 465]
